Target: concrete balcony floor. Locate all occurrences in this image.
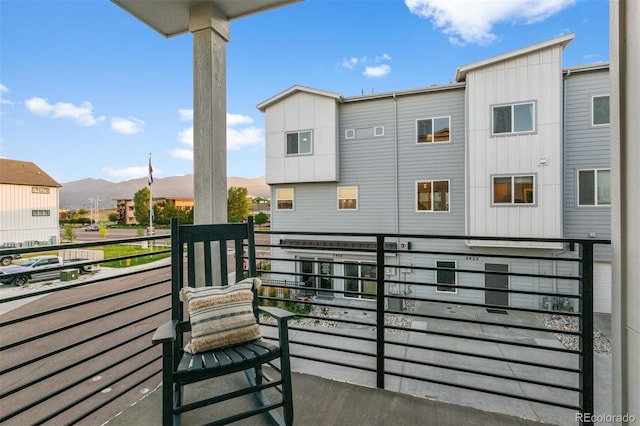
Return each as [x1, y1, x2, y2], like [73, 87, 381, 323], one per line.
[106, 311, 612, 426]
[106, 371, 544, 426]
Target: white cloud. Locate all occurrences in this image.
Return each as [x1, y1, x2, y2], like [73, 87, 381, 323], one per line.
[102, 165, 158, 181]
[228, 126, 264, 151]
[178, 109, 193, 121]
[170, 148, 193, 160]
[341, 57, 359, 70]
[178, 127, 193, 146]
[227, 113, 253, 126]
[0, 84, 13, 106]
[25, 97, 105, 126]
[172, 112, 263, 159]
[405, 0, 576, 45]
[111, 116, 145, 135]
[375, 53, 392, 62]
[364, 64, 391, 78]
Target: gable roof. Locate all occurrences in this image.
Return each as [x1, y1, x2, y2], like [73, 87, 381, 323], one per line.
[257, 85, 342, 111]
[455, 33, 575, 82]
[0, 159, 61, 188]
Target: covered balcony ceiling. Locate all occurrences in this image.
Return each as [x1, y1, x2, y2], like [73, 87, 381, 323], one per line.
[111, 0, 302, 37]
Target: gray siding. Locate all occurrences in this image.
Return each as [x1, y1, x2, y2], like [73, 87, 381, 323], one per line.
[563, 68, 611, 260]
[396, 89, 467, 236]
[271, 89, 466, 235]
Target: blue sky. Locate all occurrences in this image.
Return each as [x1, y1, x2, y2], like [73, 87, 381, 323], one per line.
[0, 0, 609, 184]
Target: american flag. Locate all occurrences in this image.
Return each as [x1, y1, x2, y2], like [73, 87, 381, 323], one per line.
[148, 153, 153, 186]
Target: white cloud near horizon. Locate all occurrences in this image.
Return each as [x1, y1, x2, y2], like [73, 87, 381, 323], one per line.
[172, 112, 263, 160]
[25, 97, 106, 126]
[111, 116, 145, 135]
[404, 0, 576, 45]
[101, 165, 160, 180]
[364, 64, 391, 78]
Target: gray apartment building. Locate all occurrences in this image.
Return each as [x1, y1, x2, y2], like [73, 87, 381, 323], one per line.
[257, 34, 611, 313]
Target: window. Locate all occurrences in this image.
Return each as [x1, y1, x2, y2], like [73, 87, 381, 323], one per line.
[492, 102, 535, 135]
[374, 126, 384, 137]
[345, 129, 355, 139]
[436, 261, 457, 293]
[338, 186, 358, 210]
[578, 169, 610, 206]
[286, 130, 313, 155]
[592, 95, 610, 126]
[276, 188, 294, 210]
[416, 180, 449, 212]
[298, 258, 334, 297]
[32, 210, 50, 216]
[345, 262, 376, 300]
[417, 117, 450, 143]
[492, 175, 535, 205]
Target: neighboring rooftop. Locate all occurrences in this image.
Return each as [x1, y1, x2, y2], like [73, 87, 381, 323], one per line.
[0, 159, 61, 188]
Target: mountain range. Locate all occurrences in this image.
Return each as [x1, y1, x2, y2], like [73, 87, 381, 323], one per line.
[59, 175, 270, 209]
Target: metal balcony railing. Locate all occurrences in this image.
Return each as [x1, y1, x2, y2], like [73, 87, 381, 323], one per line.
[0, 230, 610, 425]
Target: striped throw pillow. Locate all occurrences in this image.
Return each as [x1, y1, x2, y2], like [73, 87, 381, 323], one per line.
[180, 278, 261, 354]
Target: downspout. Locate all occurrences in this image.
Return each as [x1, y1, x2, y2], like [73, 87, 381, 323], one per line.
[393, 92, 399, 236]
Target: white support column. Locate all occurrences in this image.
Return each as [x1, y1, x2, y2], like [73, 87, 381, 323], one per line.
[189, 3, 230, 285]
[190, 2, 229, 226]
[610, 0, 640, 421]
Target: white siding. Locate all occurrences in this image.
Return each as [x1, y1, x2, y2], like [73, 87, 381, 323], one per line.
[0, 184, 60, 246]
[265, 92, 338, 184]
[466, 46, 564, 248]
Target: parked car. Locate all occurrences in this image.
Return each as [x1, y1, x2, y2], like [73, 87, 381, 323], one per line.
[84, 224, 99, 231]
[0, 253, 21, 266]
[0, 255, 92, 286]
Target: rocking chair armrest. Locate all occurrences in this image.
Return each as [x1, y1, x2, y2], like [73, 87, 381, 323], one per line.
[259, 306, 296, 323]
[152, 319, 179, 345]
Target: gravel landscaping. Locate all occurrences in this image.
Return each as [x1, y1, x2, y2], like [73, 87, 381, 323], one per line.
[542, 314, 611, 354]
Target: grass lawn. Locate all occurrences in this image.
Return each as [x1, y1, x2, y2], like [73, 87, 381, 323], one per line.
[101, 244, 171, 268]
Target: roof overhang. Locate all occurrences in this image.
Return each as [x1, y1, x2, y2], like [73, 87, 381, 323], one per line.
[455, 33, 575, 82]
[257, 85, 343, 111]
[111, 0, 302, 38]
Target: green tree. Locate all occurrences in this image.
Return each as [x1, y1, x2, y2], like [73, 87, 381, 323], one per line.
[63, 223, 75, 242]
[108, 212, 119, 222]
[99, 223, 108, 238]
[133, 187, 151, 226]
[227, 187, 250, 223]
[254, 212, 269, 225]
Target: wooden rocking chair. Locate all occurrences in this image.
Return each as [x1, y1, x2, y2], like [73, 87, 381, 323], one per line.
[152, 217, 294, 425]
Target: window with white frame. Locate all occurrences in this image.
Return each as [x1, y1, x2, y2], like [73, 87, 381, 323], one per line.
[374, 126, 384, 137]
[492, 175, 535, 205]
[592, 95, 610, 126]
[345, 129, 355, 139]
[492, 102, 535, 135]
[416, 117, 450, 143]
[578, 169, 610, 206]
[286, 130, 313, 155]
[32, 210, 50, 216]
[436, 260, 457, 293]
[416, 180, 449, 212]
[345, 262, 376, 299]
[338, 186, 358, 210]
[276, 188, 294, 210]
